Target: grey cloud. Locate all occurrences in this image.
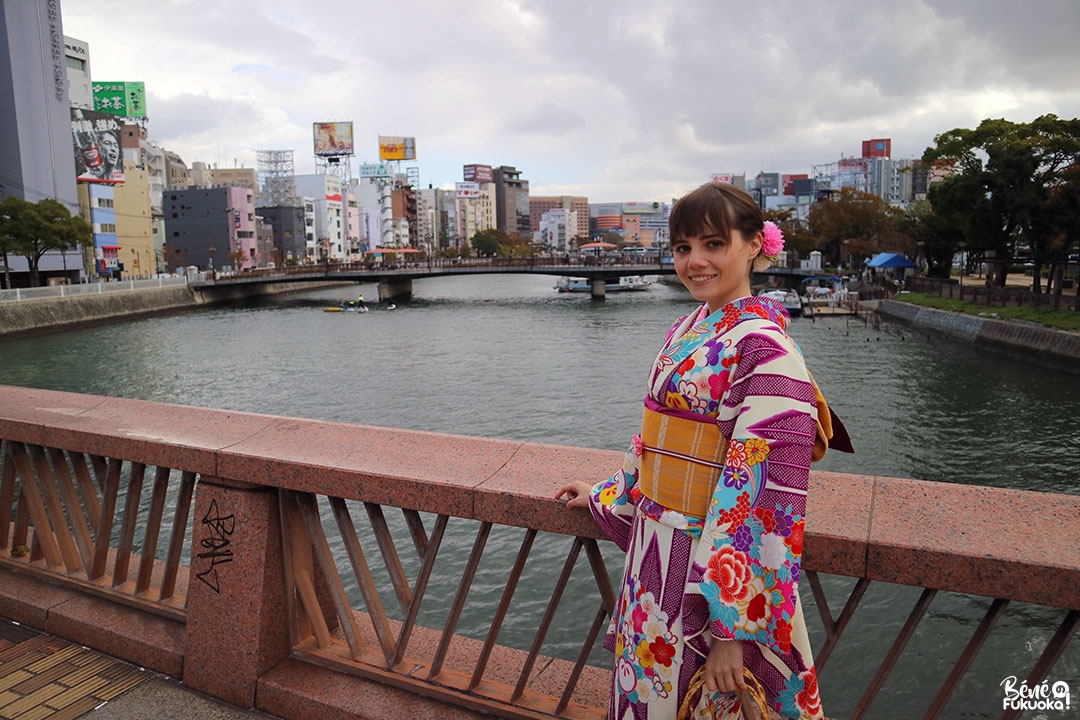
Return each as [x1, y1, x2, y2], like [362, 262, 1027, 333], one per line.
[502, 102, 586, 136]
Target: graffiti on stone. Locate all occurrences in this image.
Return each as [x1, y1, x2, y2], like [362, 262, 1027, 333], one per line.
[195, 498, 234, 593]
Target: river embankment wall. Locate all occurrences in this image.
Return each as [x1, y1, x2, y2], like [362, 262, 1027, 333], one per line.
[878, 299, 1080, 373]
[0, 281, 347, 339]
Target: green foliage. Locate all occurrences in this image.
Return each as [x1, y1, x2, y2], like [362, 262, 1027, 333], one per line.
[807, 187, 901, 267]
[470, 229, 503, 257]
[0, 196, 90, 286]
[897, 292, 1080, 331]
[922, 114, 1080, 288]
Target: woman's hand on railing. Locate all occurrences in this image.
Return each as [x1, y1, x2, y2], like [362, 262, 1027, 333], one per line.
[555, 481, 593, 509]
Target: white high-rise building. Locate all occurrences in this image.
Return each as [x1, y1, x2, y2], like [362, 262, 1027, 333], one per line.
[295, 174, 345, 261]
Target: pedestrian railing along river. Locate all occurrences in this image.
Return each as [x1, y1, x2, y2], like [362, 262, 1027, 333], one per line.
[0, 275, 190, 303]
[0, 385, 1076, 720]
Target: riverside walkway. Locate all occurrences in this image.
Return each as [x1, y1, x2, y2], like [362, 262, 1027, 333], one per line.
[0, 385, 1076, 720]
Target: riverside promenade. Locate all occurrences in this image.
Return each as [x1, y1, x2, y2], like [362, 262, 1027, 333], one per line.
[0, 385, 1077, 720]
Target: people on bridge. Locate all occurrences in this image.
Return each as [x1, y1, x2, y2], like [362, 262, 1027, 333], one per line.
[558, 182, 850, 720]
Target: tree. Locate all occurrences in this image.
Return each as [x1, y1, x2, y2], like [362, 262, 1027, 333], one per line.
[762, 207, 815, 259]
[470, 229, 503, 257]
[806, 188, 899, 269]
[895, 200, 955, 279]
[0, 196, 89, 287]
[922, 115, 1080, 288]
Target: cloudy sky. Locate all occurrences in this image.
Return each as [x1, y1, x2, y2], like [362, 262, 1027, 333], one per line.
[61, 0, 1080, 203]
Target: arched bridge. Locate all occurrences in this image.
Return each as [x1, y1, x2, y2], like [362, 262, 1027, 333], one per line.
[190, 258, 833, 300]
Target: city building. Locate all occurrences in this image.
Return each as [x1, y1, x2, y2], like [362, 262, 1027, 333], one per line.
[390, 180, 417, 247]
[0, 5, 82, 285]
[162, 186, 256, 272]
[492, 165, 529, 235]
[113, 165, 153, 277]
[163, 150, 189, 189]
[529, 195, 588, 241]
[63, 36, 91, 110]
[77, 182, 119, 277]
[537, 208, 578, 252]
[258, 199, 315, 264]
[295, 174, 345, 261]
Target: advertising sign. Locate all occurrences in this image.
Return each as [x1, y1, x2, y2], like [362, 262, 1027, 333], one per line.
[622, 201, 662, 214]
[313, 122, 354, 156]
[463, 164, 493, 183]
[71, 107, 124, 183]
[455, 182, 480, 198]
[92, 81, 147, 118]
[709, 173, 732, 184]
[360, 163, 390, 178]
[379, 135, 416, 161]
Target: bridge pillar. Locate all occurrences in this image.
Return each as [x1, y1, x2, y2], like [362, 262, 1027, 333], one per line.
[590, 278, 606, 299]
[378, 279, 413, 302]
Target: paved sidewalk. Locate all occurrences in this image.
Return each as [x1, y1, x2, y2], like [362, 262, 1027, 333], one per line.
[0, 619, 278, 720]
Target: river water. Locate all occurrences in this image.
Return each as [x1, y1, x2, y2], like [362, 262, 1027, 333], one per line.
[1, 275, 1077, 718]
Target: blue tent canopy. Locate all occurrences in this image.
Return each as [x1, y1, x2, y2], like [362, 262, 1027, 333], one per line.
[866, 252, 915, 269]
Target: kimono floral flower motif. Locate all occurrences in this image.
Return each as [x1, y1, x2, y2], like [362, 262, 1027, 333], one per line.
[754, 506, 777, 534]
[722, 465, 750, 491]
[759, 532, 790, 570]
[732, 524, 755, 552]
[785, 520, 805, 555]
[666, 392, 691, 412]
[631, 435, 643, 457]
[796, 669, 822, 716]
[737, 578, 770, 634]
[743, 437, 769, 465]
[648, 635, 677, 667]
[707, 370, 731, 399]
[706, 546, 753, 603]
[631, 603, 649, 633]
[616, 656, 638, 694]
[772, 617, 793, 653]
[715, 491, 751, 532]
[747, 304, 768, 320]
[677, 379, 708, 413]
[772, 508, 795, 537]
[725, 439, 748, 468]
[635, 638, 655, 668]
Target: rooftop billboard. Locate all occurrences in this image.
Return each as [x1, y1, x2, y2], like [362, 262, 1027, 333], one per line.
[71, 108, 124, 184]
[313, 122, 354, 156]
[463, 164, 493, 183]
[379, 135, 416, 161]
[92, 81, 147, 118]
[455, 182, 480, 198]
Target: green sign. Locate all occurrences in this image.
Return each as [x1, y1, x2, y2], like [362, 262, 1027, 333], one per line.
[92, 82, 147, 118]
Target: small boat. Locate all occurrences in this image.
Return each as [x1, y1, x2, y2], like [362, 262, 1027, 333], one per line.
[554, 275, 653, 293]
[758, 288, 802, 317]
[323, 307, 342, 313]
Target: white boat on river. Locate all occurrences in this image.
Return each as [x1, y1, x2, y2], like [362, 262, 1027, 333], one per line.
[757, 288, 803, 316]
[555, 275, 653, 293]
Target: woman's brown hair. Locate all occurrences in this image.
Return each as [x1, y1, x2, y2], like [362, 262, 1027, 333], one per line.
[668, 182, 763, 247]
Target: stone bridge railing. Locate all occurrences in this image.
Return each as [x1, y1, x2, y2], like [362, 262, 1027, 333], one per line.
[0, 385, 1076, 720]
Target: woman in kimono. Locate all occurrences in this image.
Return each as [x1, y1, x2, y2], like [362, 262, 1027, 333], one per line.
[558, 182, 834, 720]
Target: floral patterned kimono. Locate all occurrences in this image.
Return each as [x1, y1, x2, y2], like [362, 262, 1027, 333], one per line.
[589, 296, 824, 720]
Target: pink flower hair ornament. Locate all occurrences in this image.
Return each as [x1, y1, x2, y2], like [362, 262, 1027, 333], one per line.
[754, 221, 784, 271]
[761, 221, 785, 258]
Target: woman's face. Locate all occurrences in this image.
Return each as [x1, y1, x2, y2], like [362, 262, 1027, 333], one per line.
[671, 227, 761, 312]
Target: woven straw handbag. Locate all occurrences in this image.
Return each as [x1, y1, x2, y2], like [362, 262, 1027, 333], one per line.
[678, 666, 770, 720]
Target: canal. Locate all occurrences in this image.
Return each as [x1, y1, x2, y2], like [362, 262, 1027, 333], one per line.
[1, 274, 1077, 718]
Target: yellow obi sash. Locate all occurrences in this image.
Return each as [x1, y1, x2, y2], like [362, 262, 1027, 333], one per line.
[637, 406, 728, 519]
[636, 380, 847, 519]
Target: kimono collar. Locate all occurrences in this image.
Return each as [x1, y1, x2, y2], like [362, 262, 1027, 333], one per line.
[691, 296, 791, 337]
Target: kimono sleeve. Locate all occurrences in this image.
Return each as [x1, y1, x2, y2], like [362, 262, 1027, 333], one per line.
[586, 440, 641, 552]
[690, 323, 817, 657]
